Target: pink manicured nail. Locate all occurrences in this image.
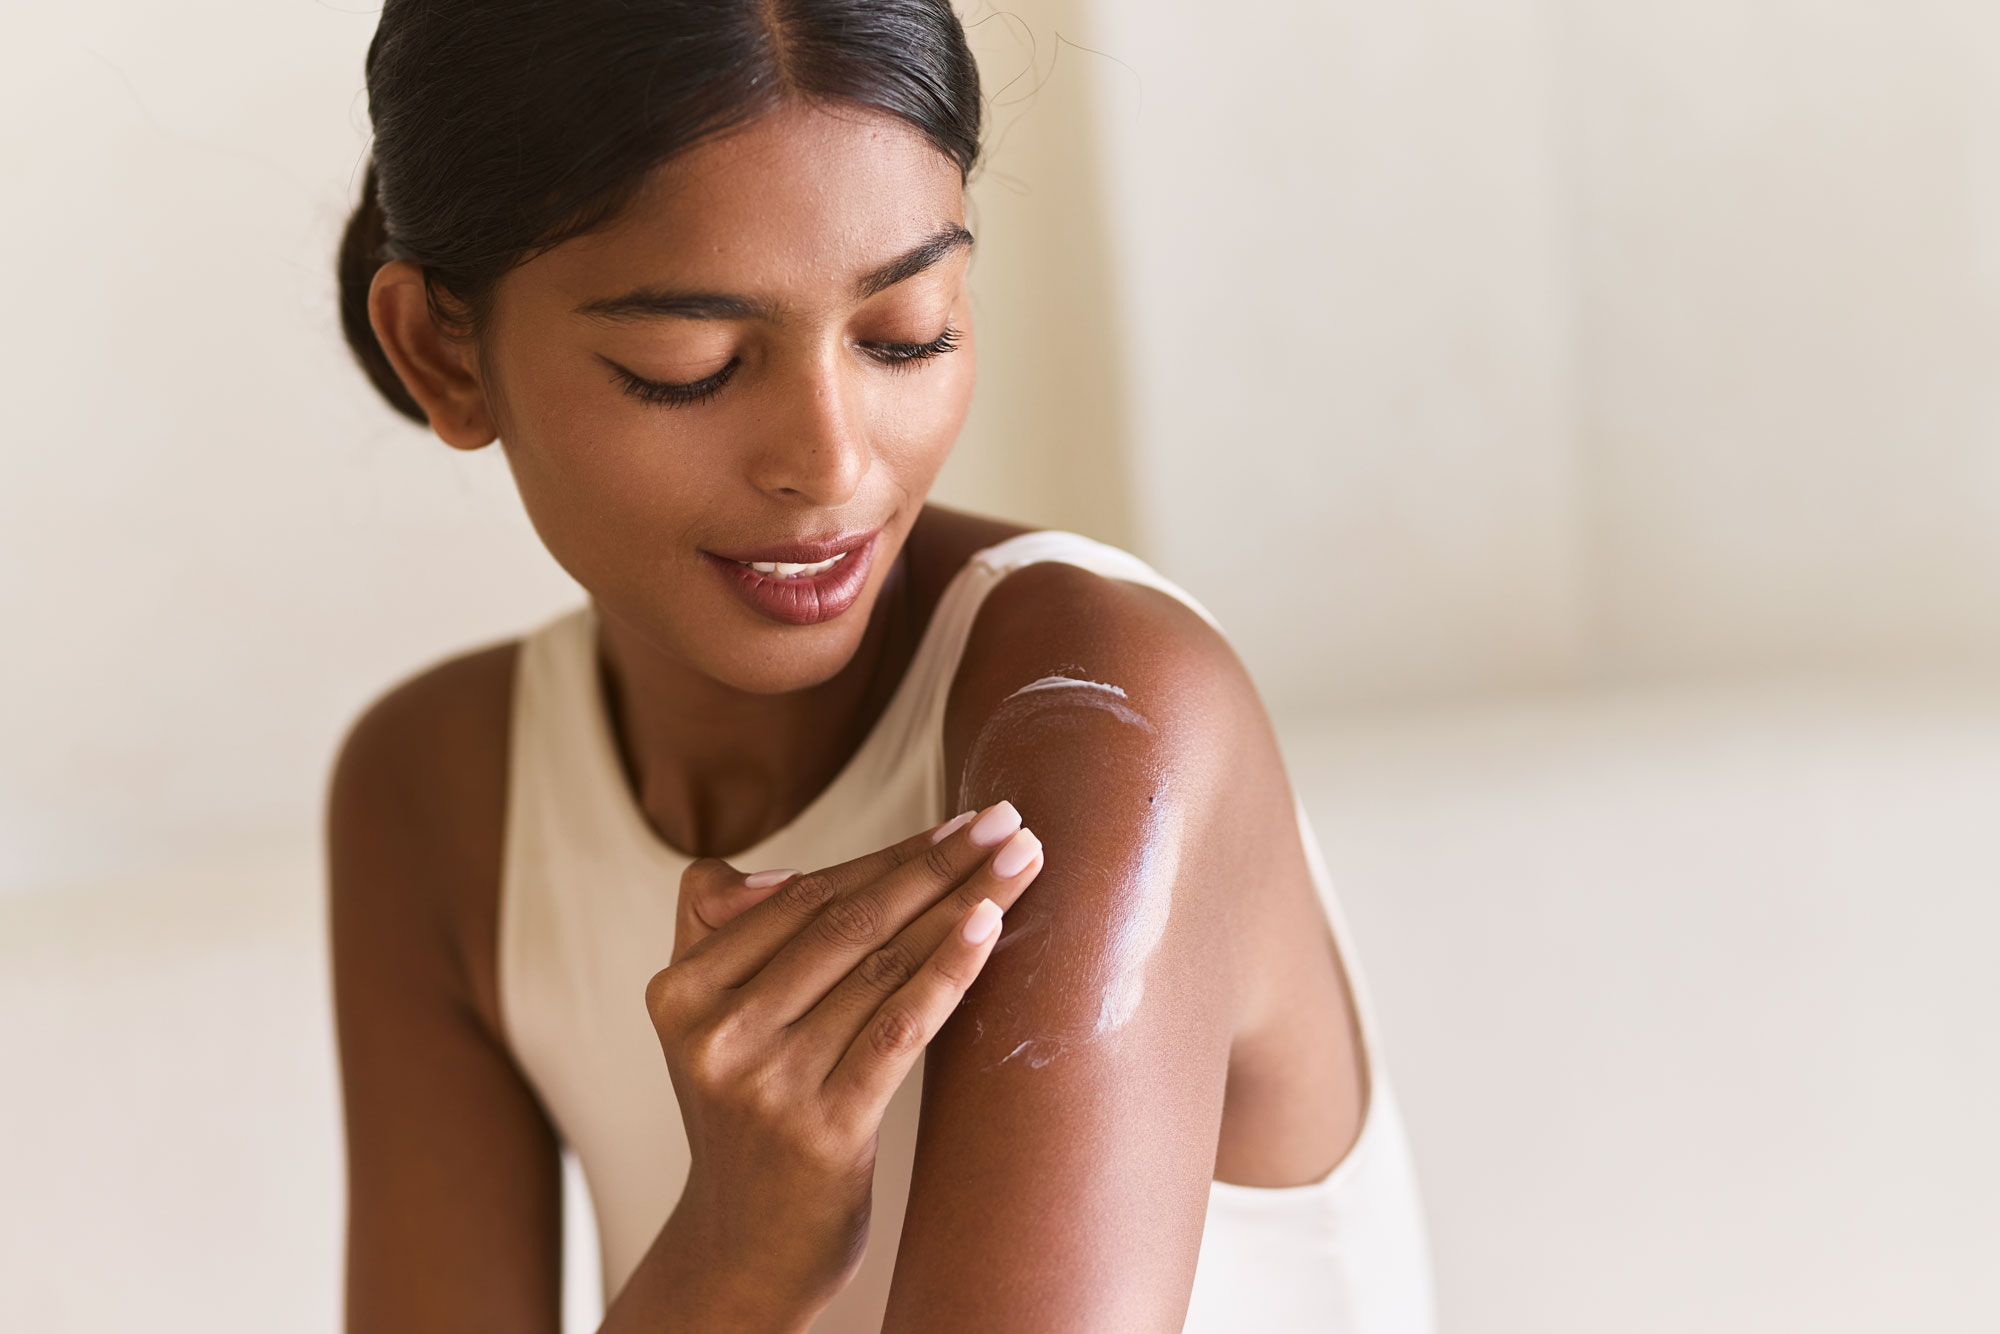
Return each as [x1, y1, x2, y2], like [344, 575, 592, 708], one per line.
[961, 898, 1002, 944]
[991, 828, 1041, 879]
[929, 810, 977, 844]
[967, 801, 1022, 848]
[743, 869, 799, 890]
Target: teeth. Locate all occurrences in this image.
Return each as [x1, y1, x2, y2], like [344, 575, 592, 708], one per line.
[739, 551, 848, 579]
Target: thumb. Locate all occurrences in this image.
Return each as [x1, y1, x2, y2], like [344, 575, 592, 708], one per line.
[671, 858, 798, 964]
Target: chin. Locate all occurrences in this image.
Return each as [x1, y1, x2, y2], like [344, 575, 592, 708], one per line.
[700, 619, 875, 696]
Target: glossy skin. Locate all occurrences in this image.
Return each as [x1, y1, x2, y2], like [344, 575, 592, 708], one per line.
[331, 102, 1366, 1331]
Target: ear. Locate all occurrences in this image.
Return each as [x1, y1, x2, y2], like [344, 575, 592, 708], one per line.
[366, 261, 498, 451]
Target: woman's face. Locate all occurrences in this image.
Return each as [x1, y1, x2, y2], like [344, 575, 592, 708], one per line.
[473, 101, 975, 694]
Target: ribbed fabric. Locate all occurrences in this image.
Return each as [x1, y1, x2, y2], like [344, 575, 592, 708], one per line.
[499, 531, 1435, 1330]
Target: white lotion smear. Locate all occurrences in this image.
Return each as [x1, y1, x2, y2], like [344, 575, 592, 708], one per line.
[958, 672, 1176, 1069]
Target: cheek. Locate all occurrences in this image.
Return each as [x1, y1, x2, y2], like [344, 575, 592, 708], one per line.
[501, 345, 728, 488]
[486, 348, 737, 584]
[871, 337, 976, 485]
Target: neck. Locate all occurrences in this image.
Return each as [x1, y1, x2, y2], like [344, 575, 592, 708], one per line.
[592, 553, 916, 860]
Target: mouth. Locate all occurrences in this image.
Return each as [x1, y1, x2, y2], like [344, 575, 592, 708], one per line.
[705, 529, 878, 567]
[700, 528, 882, 626]
[728, 550, 851, 579]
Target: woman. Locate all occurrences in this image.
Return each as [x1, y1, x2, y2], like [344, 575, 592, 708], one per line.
[328, 2, 1433, 1329]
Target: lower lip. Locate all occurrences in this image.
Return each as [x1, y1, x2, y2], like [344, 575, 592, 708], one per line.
[701, 534, 879, 626]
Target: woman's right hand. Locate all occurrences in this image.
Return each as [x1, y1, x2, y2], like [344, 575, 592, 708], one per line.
[641, 801, 1044, 1322]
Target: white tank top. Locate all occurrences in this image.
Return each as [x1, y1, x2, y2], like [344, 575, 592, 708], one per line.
[499, 530, 1436, 1331]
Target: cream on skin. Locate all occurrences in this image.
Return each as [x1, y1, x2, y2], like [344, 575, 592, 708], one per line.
[955, 671, 1179, 1069]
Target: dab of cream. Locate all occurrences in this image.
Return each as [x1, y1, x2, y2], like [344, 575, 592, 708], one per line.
[1006, 675, 1129, 701]
[959, 674, 1155, 813]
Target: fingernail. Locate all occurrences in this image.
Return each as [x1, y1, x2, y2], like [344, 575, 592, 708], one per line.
[961, 898, 1002, 944]
[968, 800, 1022, 848]
[929, 810, 977, 844]
[991, 827, 1041, 879]
[743, 869, 799, 890]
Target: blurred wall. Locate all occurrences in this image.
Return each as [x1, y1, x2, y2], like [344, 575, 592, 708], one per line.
[1071, 0, 2000, 712]
[936, 0, 1138, 550]
[0, 5, 571, 895]
[1085, 0, 1590, 711]
[1554, 0, 2000, 679]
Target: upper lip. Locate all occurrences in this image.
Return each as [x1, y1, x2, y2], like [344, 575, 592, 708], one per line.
[704, 528, 881, 565]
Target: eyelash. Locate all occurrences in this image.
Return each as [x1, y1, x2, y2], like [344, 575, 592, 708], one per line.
[610, 361, 736, 409]
[869, 324, 962, 370]
[608, 325, 962, 408]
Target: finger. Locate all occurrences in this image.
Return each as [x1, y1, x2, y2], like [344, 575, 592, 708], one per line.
[667, 809, 974, 974]
[822, 896, 1006, 1124]
[669, 858, 796, 965]
[790, 825, 1043, 1054]
[678, 803, 1010, 986]
[793, 809, 980, 897]
[730, 802, 1027, 1020]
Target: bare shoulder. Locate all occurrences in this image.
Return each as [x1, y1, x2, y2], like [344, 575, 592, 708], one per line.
[945, 557, 1261, 786]
[941, 552, 1337, 1054]
[327, 638, 520, 1029]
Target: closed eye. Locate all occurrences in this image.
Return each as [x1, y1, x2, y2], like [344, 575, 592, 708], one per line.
[604, 357, 738, 408]
[604, 325, 960, 409]
[862, 325, 961, 370]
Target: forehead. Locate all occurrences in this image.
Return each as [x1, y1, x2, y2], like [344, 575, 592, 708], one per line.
[527, 101, 967, 305]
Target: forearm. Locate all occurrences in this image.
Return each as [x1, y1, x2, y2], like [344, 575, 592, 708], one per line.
[597, 1199, 829, 1334]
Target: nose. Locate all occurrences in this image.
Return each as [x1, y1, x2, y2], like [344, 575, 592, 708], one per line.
[746, 350, 870, 508]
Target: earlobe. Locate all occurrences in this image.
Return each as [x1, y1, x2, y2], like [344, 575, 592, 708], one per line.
[366, 261, 498, 450]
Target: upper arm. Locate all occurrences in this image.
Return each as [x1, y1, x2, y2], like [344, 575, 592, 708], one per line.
[883, 564, 1297, 1330]
[328, 648, 564, 1334]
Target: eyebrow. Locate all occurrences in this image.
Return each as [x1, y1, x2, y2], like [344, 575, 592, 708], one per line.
[573, 223, 974, 324]
[855, 223, 975, 298]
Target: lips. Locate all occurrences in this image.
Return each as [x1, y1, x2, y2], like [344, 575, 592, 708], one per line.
[705, 531, 877, 565]
[701, 527, 881, 626]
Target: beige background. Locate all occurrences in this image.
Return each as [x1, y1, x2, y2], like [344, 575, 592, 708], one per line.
[4, 2, 1996, 1330]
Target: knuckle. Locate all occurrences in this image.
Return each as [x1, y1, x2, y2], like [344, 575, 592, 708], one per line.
[854, 940, 920, 994]
[813, 893, 883, 949]
[948, 877, 988, 915]
[868, 1005, 927, 1062]
[679, 856, 732, 897]
[774, 871, 838, 918]
[644, 965, 687, 1025]
[928, 950, 981, 993]
[681, 1016, 745, 1081]
[919, 841, 962, 886]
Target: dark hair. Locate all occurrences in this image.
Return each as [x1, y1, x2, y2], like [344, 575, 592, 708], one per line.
[337, 0, 984, 425]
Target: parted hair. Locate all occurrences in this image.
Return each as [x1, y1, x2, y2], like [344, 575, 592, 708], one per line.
[337, 0, 984, 424]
